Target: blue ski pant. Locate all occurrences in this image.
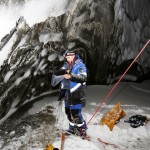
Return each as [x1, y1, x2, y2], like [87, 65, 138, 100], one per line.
[65, 100, 85, 127]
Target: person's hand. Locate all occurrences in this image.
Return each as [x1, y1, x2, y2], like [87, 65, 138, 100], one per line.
[63, 74, 71, 79]
[66, 70, 70, 73]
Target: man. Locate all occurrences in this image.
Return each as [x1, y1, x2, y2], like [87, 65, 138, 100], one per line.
[53, 49, 87, 138]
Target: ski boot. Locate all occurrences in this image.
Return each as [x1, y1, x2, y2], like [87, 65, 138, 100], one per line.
[65, 124, 76, 135]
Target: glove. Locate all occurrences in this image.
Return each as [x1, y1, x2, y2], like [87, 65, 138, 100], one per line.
[53, 69, 67, 76]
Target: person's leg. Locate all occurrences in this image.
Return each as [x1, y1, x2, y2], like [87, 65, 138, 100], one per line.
[65, 101, 87, 136]
[69, 104, 87, 136]
[65, 100, 75, 133]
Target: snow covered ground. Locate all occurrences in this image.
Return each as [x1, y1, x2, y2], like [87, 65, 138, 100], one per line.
[0, 80, 150, 150]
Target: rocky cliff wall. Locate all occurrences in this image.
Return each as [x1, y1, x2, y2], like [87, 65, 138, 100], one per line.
[0, 0, 150, 119]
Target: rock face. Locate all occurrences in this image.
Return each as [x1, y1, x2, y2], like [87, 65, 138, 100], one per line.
[108, 0, 150, 83]
[66, 0, 115, 84]
[0, 0, 150, 119]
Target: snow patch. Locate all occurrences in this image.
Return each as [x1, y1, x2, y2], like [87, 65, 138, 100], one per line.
[4, 70, 14, 83]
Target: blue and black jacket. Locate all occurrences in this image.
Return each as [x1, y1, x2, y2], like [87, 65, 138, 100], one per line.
[54, 55, 87, 106]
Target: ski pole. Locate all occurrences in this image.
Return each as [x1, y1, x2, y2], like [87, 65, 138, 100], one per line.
[60, 132, 65, 150]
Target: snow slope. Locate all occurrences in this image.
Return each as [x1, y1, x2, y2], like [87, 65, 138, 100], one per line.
[0, 80, 150, 150]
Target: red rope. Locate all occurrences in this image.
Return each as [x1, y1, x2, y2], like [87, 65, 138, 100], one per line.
[98, 138, 120, 149]
[87, 39, 150, 125]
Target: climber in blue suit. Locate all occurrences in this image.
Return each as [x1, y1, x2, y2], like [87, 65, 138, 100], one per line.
[54, 49, 87, 138]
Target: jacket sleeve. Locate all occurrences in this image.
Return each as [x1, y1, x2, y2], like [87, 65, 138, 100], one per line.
[53, 63, 68, 76]
[53, 68, 67, 76]
[70, 64, 87, 83]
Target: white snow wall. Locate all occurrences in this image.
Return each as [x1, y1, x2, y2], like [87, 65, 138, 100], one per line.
[110, 0, 150, 69]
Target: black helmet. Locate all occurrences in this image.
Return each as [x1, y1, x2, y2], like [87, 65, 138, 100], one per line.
[64, 49, 76, 56]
